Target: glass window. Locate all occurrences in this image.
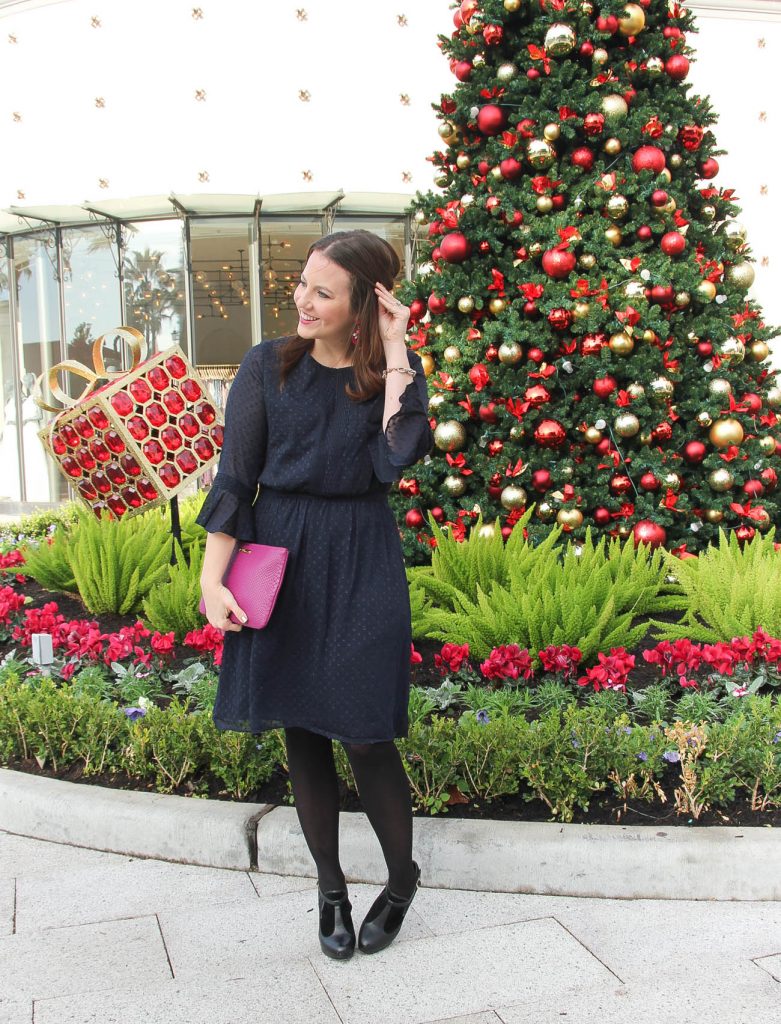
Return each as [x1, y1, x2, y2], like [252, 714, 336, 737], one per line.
[330, 216, 408, 281]
[62, 225, 122, 368]
[0, 244, 21, 502]
[190, 217, 255, 366]
[14, 233, 67, 503]
[121, 220, 186, 358]
[259, 217, 321, 341]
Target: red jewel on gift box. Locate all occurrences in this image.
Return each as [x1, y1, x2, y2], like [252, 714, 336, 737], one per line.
[106, 494, 127, 517]
[142, 440, 165, 465]
[110, 392, 134, 417]
[160, 426, 183, 451]
[72, 415, 94, 439]
[120, 454, 141, 477]
[146, 402, 167, 428]
[121, 486, 143, 509]
[89, 439, 111, 463]
[60, 423, 79, 447]
[87, 405, 109, 430]
[105, 462, 127, 486]
[193, 436, 214, 461]
[162, 389, 185, 415]
[210, 423, 224, 447]
[164, 355, 187, 379]
[180, 378, 202, 402]
[176, 450, 198, 474]
[194, 401, 215, 425]
[92, 471, 111, 494]
[137, 478, 158, 501]
[127, 416, 150, 441]
[179, 414, 200, 438]
[61, 456, 82, 478]
[105, 431, 126, 454]
[158, 464, 181, 489]
[52, 434, 67, 456]
[78, 482, 98, 501]
[147, 366, 170, 391]
[76, 448, 96, 471]
[129, 379, 152, 404]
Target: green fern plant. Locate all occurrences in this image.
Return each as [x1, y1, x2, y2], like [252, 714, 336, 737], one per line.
[142, 543, 206, 642]
[650, 529, 781, 643]
[20, 528, 78, 594]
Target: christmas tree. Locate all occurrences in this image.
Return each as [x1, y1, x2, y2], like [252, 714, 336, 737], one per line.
[393, 0, 780, 564]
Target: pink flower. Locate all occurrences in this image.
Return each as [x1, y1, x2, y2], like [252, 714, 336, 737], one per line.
[434, 642, 470, 674]
[538, 644, 582, 678]
[409, 643, 423, 665]
[480, 645, 533, 682]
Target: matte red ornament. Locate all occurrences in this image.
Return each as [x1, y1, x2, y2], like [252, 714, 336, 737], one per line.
[405, 509, 425, 529]
[640, 472, 660, 491]
[527, 347, 544, 362]
[440, 231, 472, 263]
[699, 157, 719, 179]
[542, 248, 576, 280]
[428, 293, 447, 314]
[650, 284, 674, 304]
[454, 61, 473, 81]
[479, 402, 499, 424]
[476, 104, 506, 135]
[696, 341, 713, 357]
[500, 157, 523, 180]
[636, 225, 652, 241]
[684, 440, 707, 463]
[742, 393, 762, 414]
[743, 480, 765, 497]
[632, 520, 667, 548]
[761, 468, 778, 490]
[571, 147, 595, 171]
[632, 146, 666, 174]
[527, 68, 540, 80]
[594, 507, 611, 526]
[593, 375, 617, 398]
[665, 54, 690, 80]
[523, 301, 538, 316]
[534, 419, 566, 447]
[531, 468, 552, 492]
[650, 189, 669, 207]
[408, 298, 427, 321]
[431, 507, 445, 523]
[660, 231, 686, 257]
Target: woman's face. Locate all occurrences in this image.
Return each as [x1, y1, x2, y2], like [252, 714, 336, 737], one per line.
[294, 250, 355, 346]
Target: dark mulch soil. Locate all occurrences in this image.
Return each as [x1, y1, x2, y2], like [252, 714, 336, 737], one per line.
[5, 577, 780, 828]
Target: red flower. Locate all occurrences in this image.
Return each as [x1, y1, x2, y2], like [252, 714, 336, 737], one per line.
[0, 585, 26, 624]
[700, 642, 736, 676]
[434, 642, 470, 675]
[538, 644, 582, 678]
[409, 643, 423, 666]
[577, 648, 635, 692]
[150, 631, 176, 657]
[480, 645, 533, 681]
[0, 550, 25, 571]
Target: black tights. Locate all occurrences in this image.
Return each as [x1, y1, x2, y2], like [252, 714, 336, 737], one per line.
[284, 726, 417, 898]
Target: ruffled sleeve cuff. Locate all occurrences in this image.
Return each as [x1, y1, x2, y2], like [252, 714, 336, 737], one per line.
[369, 371, 434, 483]
[195, 473, 256, 541]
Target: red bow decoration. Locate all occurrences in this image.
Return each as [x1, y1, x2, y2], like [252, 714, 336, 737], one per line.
[598, 451, 622, 468]
[531, 176, 558, 194]
[617, 306, 641, 327]
[760, 412, 778, 428]
[458, 396, 474, 416]
[662, 352, 680, 372]
[469, 364, 491, 392]
[500, 130, 519, 148]
[446, 453, 473, 475]
[529, 364, 556, 379]
[433, 371, 456, 391]
[519, 282, 544, 300]
[730, 501, 766, 522]
[670, 543, 689, 557]
[505, 458, 524, 478]
[733, 305, 759, 328]
[700, 187, 718, 199]
[435, 200, 463, 229]
[505, 398, 529, 420]
[466, 328, 482, 341]
[718, 445, 741, 462]
[527, 44, 551, 74]
[558, 105, 578, 120]
[407, 327, 428, 347]
[560, 338, 578, 354]
[642, 116, 664, 137]
[612, 503, 635, 519]
[487, 269, 506, 294]
[724, 395, 751, 414]
[661, 489, 679, 510]
[673, 209, 690, 228]
[616, 390, 632, 407]
[479, 87, 505, 99]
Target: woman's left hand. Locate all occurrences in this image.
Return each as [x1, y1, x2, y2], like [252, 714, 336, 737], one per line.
[375, 282, 410, 347]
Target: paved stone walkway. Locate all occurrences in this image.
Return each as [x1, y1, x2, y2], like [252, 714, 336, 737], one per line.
[1, 829, 779, 1024]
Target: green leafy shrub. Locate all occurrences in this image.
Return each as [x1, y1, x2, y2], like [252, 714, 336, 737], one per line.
[20, 527, 78, 594]
[142, 543, 205, 642]
[652, 530, 781, 643]
[121, 698, 207, 792]
[7, 501, 80, 542]
[198, 719, 277, 800]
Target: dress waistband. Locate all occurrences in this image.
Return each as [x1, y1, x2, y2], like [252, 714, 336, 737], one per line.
[260, 486, 389, 503]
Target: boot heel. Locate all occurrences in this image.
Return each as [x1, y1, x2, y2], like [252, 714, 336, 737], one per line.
[318, 887, 356, 960]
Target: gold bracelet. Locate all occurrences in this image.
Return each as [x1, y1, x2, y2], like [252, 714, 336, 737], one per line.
[382, 366, 417, 380]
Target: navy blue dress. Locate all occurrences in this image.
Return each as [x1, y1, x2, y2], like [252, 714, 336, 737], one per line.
[195, 337, 433, 743]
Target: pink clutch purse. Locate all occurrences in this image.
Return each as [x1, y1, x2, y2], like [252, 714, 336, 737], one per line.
[199, 542, 289, 629]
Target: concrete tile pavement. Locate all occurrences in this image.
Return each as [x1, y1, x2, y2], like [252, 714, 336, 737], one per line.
[1, 830, 779, 1024]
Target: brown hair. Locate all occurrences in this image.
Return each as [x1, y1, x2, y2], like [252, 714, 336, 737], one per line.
[277, 230, 401, 401]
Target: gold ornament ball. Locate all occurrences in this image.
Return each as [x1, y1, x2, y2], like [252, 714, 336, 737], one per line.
[605, 194, 629, 221]
[719, 337, 745, 365]
[704, 508, 724, 524]
[708, 378, 732, 397]
[584, 426, 603, 444]
[428, 392, 445, 410]
[473, 53, 485, 66]
[434, 324, 444, 334]
[755, 509, 772, 531]
[696, 280, 716, 302]
[604, 137, 622, 155]
[536, 501, 556, 522]
[646, 56, 665, 76]
[490, 166, 504, 181]
[723, 221, 748, 252]
[617, 523, 632, 539]
[619, 2, 646, 35]
[766, 387, 781, 408]
[593, 47, 609, 65]
[627, 382, 645, 400]
[438, 121, 458, 141]
[434, 420, 468, 452]
[609, 330, 634, 355]
[488, 297, 506, 315]
[659, 169, 673, 184]
[543, 123, 561, 141]
[709, 418, 744, 448]
[573, 301, 591, 320]
[663, 472, 681, 493]
[669, 153, 683, 169]
[560, 465, 574, 479]
[750, 340, 770, 362]
[456, 153, 472, 170]
[557, 508, 584, 529]
[544, 22, 577, 56]
[413, 210, 428, 225]
[500, 484, 527, 510]
[503, 0, 522, 11]
[443, 345, 462, 363]
[639, 432, 652, 445]
[497, 62, 518, 82]
[605, 225, 623, 247]
[708, 468, 734, 492]
[536, 195, 554, 213]
[581, 0, 594, 13]
[674, 291, 690, 308]
[498, 340, 523, 365]
[443, 474, 468, 497]
[759, 435, 776, 454]
[601, 94, 629, 123]
[725, 262, 755, 290]
[421, 353, 435, 377]
[696, 410, 713, 428]
[526, 138, 557, 169]
[623, 279, 646, 300]
[700, 204, 716, 222]
[477, 522, 497, 539]
[615, 413, 640, 437]
[649, 377, 674, 403]
[509, 423, 526, 441]
[434, 171, 450, 188]
[457, 295, 475, 314]
[579, 253, 597, 270]
[528, 241, 543, 257]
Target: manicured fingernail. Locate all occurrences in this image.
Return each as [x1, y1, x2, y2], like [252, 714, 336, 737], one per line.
[241, 614, 247, 623]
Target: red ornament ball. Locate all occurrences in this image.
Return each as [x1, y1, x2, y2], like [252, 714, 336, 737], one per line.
[428, 293, 447, 314]
[652, 422, 673, 442]
[593, 376, 617, 398]
[479, 402, 500, 424]
[523, 300, 538, 317]
[479, 240, 491, 254]
[501, 526, 513, 540]
[534, 419, 567, 448]
[684, 440, 707, 463]
[632, 146, 667, 174]
[651, 189, 669, 207]
[633, 520, 667, 548]
[405, 509, 425, 529]
[636, 225, 652, 241]
[610, 474, 633, 495]
[548, 308, 573, 331]
[696, 341, 713, 357]
[440, 232, 472, 263]
[453, 61, 473, 82]
[542, 248, 577, 280]
[736, 525, 756, 544]
[640, 472, 660, 491]
[594, 507, 611, 526]
[580, 41, 594, 57]
[666, 54, 690, 81]
[485, 344, 499, 362]
[699, 157, 719, 179]
[661, 231, 686, 257]
[571, 147, 595, 171]
[527, 68, 540, 80]
[742, 393, 762, 414]
[488, 440, 504, 456]
[650, 284, 674, 304]
[430, 506, 445, 523]
[532, 468, 552, 492]
[399, 477, 420, 496]
[596, 14, 619, 33]
[743, 479, 765, 498]
[761, 468, 778, 490]
[525, 384, 551, 407]
[500, 157, 523, 180]
[408, 298, 427, 322]
[527, 347, 544, 363]
[477, 104, 507, 135]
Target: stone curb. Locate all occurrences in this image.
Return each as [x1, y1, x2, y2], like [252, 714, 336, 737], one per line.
[1, 768, 779, 900]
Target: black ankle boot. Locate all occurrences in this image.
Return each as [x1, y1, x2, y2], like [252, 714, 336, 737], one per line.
[357, 861, 422, 955]
[318, 887, 356, 960]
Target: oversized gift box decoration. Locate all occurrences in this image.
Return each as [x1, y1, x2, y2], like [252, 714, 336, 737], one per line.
[34, 327, 224, 518]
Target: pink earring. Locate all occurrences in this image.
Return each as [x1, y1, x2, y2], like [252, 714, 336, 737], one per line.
[350, 322, 360, 345]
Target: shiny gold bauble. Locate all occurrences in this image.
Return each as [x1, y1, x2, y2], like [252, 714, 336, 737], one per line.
[700, 204, 716, 222]
[766, 387, 781, 408]
[428, 392, 445, 411]
[723, 221, 748, 252]
[434, 172, 450, 188]
[460, 193, 475, 206]
[725, 262, 755, 290]
[623, 279, 646, 300]
[709, 418, 744, 448]
[696, 410, 713, 428]
[420, 353, 435, 376]
[560, 465, 574, 479]
[456, 153, 472, 170]
[488, 297, 506, 316]
[696, 280, 716, 302]
[604, 137, 622, 155]
[526, 138, 557, 169]
[573, 301, 591, 320]
[509, 423, 526, 441]
[584, 426, 603, 444]
[443, 345, 462, 363]
[443, 474, 468, 498]
[413, 210, 428, 225]
[543, 122, 561, 141]
[646, 56, 665, 76]
[759, 435, 777, 454]
[473, 53, 485, 66]
[627, 382, 645, 400]
[490, 166, 504, 181]
[503, 0, 522, 11]
[643, 330, 656, 344]
[617, 523, 632, 539]
[608, 330, 634, 355]
[593, 47, 609, 65]
[434, 420, 467, 452]
[708, 468, 734, 492]
[708, 378, 732, 397]
[639, 432, 653, 445]
[544, 22, 577, 56]
[578, 253, 597, 270]
[750, 340, 770, 362]
[703, 508, 724, 524]
[497, 61, 518, 82]
[604, 194, 629, 221]
[605, 225, 623, 247]
[477, 522, 498, 539]
[498, 340, 523, 365]
[614, 413, 640, 437]
[536, 501, 556, 522]
[601, 94, 629, 123]
[528, 241, 543, 257]
[663, 472, 681, 493]
[457, 295, 475, 314]
[438, 121, 458, 141]
[619, 2, 646, 35]
[669, 153, 683, 169]
[719, 337, 745, 364]
[674, 291, 690, 308]
[557, 508, 584, 529]
[755, 508, 772, 531]
[536, 195, 554, 213]
[649, 377, 674, 403]
[500, 484, 527, 510]
[659, 168, 672, 184]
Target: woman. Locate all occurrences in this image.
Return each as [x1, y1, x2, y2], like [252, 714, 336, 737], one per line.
[197, 229, 433, 960]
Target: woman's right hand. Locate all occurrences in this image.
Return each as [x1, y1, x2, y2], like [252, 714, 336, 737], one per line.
[201, 583, 247, 632]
